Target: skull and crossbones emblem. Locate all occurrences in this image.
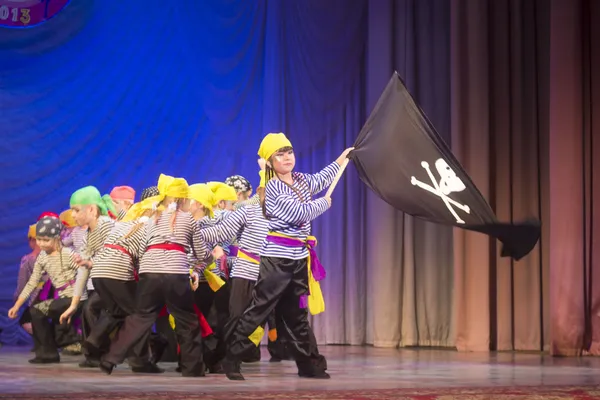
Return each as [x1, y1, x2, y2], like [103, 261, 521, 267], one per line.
[410, 159, 471, 224]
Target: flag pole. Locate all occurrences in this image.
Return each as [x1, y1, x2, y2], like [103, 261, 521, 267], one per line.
[325, 158, 350, 198]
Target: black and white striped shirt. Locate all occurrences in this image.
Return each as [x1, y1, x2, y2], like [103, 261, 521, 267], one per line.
[261, 162, 339, 260]
[117, 209, 127, 221]
[90, 220, 146, 281]
[234, 194, 260, 210]
[79, 218, 115, 291]
[200, 204, 268, 281]
[191, 214, 227, 281]
[140, 210, 210, 275]
[19, 248, 88, 301]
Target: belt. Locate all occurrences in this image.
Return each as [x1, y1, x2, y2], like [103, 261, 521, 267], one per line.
[104, 243, 133, 262]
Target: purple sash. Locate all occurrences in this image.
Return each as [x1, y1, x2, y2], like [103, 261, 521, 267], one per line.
[38, 280, 53, 301]
[229, 245, 261, 263]
[265, 234, 326, 308]
[53, 280, 75, 299]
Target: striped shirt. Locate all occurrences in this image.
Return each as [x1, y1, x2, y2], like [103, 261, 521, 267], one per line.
[117, 209, 127, 221]
[191, 215, 226, 281]
[140, 210, 210, 275]
[234, 194, 260, 210]
[261, 162, 339, 260]
[18, 247, 88, 301]
[90, 220, 146, 281]
[200, 204, 268, 282]
[80, 218, 115, 291]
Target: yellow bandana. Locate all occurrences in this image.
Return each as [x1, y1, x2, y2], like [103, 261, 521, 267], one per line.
[257, 132, 292, 161]
[59, 209, 76, 228]
[188, 184, 215, 218]
[122, 174, 189, 222]
[28, 224, 36, 239]
[207, 181, 237, 205]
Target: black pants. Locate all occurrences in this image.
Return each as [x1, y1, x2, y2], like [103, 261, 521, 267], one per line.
[30, 297, 81, 360]
[225, 257, 318, 370]
[194, 281, 230, 367]
[81, 290, 104, 356]
[228, 277, 288, 361]
[90, 278, 149, 367]
[104, 273, 203, 376]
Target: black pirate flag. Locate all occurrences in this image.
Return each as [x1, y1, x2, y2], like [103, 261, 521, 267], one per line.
[350, 72, 540, 261]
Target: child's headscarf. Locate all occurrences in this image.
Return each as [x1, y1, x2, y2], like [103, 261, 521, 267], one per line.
[122, 175, 188, 221]
[188, 184, 215, 218]
[70, 186, 117, 216]
[257, 133, 293, 185]
[28, 224, 36, 239]
[207, 182, 237, 207]
[36, 216, 63, 238]
[225, 175, 252, 194]
[110, 186, 136, 203]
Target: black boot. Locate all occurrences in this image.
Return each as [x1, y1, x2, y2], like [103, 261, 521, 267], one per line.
[29, 356, 60, 364]
[297, 359, 330, 379]
[223, 358, 244, 381]
[99, 360, 115, 375]
[131, 363, 165, 374]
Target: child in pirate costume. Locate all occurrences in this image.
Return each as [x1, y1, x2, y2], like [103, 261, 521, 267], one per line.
[65, 186, 117, 368]
[100, 174, 210, 377]
[61, 209, 87, 254]
[226, 175, 258, 211]
[187, 183, 231, 373]
[223, 133, 352, 380]
[110, 186, 136, 221]
[203, 167, 285, 363]
[14, 224, 42, 335]
[8, 216, 88, 363]
[60, 191, 162, 373]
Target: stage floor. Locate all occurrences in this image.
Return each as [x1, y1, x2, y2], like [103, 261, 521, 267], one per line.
[1, 345, 600, 395]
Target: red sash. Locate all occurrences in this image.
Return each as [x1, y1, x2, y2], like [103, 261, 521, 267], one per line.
[147, 243, 186, 253]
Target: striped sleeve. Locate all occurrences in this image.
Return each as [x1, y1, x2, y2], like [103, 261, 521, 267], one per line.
[88, 220, 114, 264]
[302, 161, 340, 195]
[127, 221, 148, 261]
[190, 215, 210, 262]
[200, 207, 247, 245]
[266, 180, 330, 225]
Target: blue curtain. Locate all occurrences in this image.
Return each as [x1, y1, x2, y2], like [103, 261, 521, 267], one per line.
[0, 0, 454, 347]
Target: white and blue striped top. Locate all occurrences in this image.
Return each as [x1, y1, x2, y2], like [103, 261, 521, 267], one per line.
[200, 204, 268, 282]
[261, 161, 339, 260]
[190, 212, 230, 281]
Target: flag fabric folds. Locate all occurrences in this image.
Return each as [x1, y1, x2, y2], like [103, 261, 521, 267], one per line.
[350, 72, 540, 261]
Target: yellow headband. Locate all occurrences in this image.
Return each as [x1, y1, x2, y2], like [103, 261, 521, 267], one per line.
[122, 174, 189, 222]
[258, 170, 266, 188]
[28, 224, 36, 239]
[188, 184, 215, 218]
[207, 181, 238, 206]
[257, 132, 292, 161]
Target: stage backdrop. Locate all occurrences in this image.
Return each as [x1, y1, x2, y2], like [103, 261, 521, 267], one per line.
[3, 0, 596, 357]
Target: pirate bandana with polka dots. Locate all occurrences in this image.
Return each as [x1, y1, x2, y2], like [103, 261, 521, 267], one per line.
[36, 216, 64, 238]
[141, 186, 160, 201]
[225, 175, 252, 194]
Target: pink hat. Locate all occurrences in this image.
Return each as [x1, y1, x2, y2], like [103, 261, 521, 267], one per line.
[110, 186, 135, 202]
